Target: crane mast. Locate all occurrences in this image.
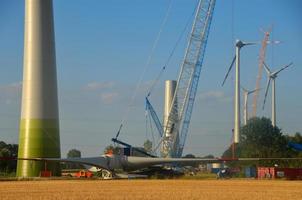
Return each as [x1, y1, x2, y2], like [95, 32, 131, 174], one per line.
[252, 29, 271, 117]
[161, 0, 216, 158]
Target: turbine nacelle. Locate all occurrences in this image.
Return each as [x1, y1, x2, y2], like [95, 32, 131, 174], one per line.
[236, 40, 257, 49]
[241, 85, 261, 95]
[222, 40, 256, 86]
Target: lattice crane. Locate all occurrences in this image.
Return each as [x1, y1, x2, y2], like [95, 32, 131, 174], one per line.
[252, 28, 271, 117]
[115, 0, 216, 158]
[161, 0, 216, 158]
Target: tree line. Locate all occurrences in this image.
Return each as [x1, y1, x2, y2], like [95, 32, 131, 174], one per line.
[222, 117, 302, 167]
[0, 141, 18, 173]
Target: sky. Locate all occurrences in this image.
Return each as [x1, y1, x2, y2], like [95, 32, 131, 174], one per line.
[0, 0, 301, 157]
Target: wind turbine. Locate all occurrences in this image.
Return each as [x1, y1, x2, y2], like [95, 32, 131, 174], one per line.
[242, 86, 260, 125]
[262, 62, 293, 127]
[222, 39, 256, 143]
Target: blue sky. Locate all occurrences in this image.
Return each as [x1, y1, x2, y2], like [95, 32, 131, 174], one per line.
[0, 0, 301, 157]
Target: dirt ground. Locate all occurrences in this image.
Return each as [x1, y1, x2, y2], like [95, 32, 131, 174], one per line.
[0, 179, 302, 200]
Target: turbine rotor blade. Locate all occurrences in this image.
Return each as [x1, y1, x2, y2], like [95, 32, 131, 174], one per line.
[266, 40, 281, 45]
[263, 62, 271, 75]
[240, 84, 247, 92]
[262, 78, 271, 110]
[272, 62, 293, 76]
[243, 42, 258, 46]
[249, 88, 261, 94]
[222, 56, 236, 86]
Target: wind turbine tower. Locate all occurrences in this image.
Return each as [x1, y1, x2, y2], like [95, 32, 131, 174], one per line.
[222, 40, 255, 143]
[262, 62, 293, 127]
[242, 87, 259, 125]
[17, 0, 61, 177]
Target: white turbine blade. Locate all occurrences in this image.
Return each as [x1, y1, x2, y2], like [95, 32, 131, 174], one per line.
[262, 78, 271, 110]
[240, 84, 247, 92]
[243, 42, 258, 46]
[263, 62, 271, 75]
[222, 55, 236, 86]
[272, 62, 293, 76]
[266, 40, 281, 45]
[249, 88, 261, 94]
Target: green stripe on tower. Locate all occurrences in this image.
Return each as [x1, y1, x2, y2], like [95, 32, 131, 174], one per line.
[17, 119, 61, 177]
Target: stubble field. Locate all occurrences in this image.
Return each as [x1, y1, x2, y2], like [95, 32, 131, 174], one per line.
[0, 179, 302, 200]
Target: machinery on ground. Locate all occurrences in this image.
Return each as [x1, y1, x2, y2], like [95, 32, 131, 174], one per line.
[4, 156, 302, 179]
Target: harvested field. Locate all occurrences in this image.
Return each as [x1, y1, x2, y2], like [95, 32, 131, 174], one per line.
[0, 179, 302, 200]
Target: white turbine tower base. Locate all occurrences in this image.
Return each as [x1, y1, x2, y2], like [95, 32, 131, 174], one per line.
[242, 87, 260, 125]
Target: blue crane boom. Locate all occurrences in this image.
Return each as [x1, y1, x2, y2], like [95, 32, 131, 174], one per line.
[145, 97, 164, 137]
[161, 0, 216, 157]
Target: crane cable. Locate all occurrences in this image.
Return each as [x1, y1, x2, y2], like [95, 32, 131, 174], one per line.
[147, 1, 199, 98]
[115, 0, 173, 139]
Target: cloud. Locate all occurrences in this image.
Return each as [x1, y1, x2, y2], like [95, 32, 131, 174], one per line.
[0, 82, 22, 92]
[199, 90, 231, 102]
[84, 81, 115, 91]
[0, 82, 22, 104]
[100, 92, 119, 104]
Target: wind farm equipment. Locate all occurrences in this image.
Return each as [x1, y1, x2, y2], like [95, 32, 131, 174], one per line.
[222, 40, 256, 143]
[262, 62, 293, 127]
[242, 87, 260, 125]
[160, 0, 216, 158]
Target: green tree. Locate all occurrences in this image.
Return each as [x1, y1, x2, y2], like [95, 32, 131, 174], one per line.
[202, 154, 215, 159]
[0, 141, 18, 173]
[183, 154, 195, 158]
[64, 149, 83, 169]
[67, 149, 81, 158]
[239, 117, 290, 158]
[222, 117, 295, 167]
